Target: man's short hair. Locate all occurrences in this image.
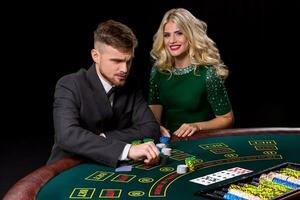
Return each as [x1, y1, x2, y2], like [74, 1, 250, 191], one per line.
[94, 20, 138, 52]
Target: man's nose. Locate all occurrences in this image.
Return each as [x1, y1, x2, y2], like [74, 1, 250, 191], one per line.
[120, 63, 128, 73]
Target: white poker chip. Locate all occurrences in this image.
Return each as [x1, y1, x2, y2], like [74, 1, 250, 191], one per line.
[156, 143, 167, 150]
[161, 147, 172, 156]
[177, 164, 188, 174]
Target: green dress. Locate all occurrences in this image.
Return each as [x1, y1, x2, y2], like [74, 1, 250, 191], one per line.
[148, 65, 232, 132]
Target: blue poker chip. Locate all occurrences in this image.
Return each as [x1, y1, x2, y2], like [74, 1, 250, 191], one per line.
[160, 136, 170, 144]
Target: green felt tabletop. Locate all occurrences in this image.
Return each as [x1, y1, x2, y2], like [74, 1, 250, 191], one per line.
[37, 134, 300, 200]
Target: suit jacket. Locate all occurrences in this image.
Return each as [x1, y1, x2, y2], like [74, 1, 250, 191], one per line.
[48, 64, 160, 167]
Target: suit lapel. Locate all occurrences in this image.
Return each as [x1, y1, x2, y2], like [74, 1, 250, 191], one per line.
[86, 64, 113, 120]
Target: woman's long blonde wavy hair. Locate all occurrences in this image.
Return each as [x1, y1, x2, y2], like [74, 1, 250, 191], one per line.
[151, 8, 228, 79]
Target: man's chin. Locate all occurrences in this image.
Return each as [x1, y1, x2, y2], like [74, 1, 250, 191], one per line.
[113, 80, 126, 87]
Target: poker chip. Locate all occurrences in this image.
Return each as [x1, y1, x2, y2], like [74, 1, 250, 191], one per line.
[160, 154, 169, 165]
[185, 157, 197, 171]
[229, 183, 282, 199]
[266, 172, 300, 186]
[143, 138, 154, 143]
[260, 180, 292, 193]
[131, 140, 142, 145]
[197, 163, 300, 200]
[161, 147, 172, 156]
[280, 168, 300, 179]
[159, 136, 170, 145]
[223, 192, 246, 200]
[176, 164, 188, 174]
[227, 188, 261, 200]
[156, 143, 167, 151]
[271, 177, 299, 189]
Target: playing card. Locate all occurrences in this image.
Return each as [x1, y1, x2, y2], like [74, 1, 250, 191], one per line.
[190, 167, 253, 185]
[115, 165, 132, 172]
[226, 167, 253, 175]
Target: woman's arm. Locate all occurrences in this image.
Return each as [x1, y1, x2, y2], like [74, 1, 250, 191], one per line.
[149, 105, 171, 137]
[173, 111, 234, 137]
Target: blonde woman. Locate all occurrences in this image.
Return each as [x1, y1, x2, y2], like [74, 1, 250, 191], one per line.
[148, 8, 234, 138]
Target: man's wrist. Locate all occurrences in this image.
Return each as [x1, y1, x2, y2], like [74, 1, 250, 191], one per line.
[119, 144, 131, 161]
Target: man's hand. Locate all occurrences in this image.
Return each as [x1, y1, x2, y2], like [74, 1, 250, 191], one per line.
[128, 142, 160, 165]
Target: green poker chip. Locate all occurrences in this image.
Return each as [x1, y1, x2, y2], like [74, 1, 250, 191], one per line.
[143, 138, 154, 143]
[131, 140, 142, 145]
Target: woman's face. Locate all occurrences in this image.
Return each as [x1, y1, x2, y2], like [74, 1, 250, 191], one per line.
[163, 21, 189, 59]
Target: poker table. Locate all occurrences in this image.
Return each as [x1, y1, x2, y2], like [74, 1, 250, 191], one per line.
[4, 127, 300, 200]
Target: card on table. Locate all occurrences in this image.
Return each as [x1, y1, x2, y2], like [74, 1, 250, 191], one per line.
[115, 165, 133, 172]
[190, 167, 253, 185]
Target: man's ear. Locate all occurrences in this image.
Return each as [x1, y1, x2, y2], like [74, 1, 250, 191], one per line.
[91, 49, 100, 62]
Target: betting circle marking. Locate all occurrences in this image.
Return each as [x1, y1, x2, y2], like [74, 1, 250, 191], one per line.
[138, 177, 154, 183]
[128, 191, 145, 197]
[159, 167, 174, 172]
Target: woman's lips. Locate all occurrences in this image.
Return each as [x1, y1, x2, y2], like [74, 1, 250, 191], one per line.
[169, 45, 181, 51]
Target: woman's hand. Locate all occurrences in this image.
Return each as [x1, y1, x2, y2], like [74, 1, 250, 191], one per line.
[173, 123, 199, 138]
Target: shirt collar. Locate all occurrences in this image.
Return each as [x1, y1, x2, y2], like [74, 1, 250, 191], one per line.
[97, 72, 114, 93]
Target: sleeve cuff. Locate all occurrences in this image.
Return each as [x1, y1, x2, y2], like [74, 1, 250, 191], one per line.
[99, 133, 106, 138]
[119, 144, 131, 161]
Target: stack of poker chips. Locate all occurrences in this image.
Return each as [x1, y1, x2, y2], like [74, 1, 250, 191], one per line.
[279, 167, 300, 179]
[161, 147, 172, 156]
[156, 143, 167, 151]
[202, 166, 300, 200]
[226, 186, 262, 200]
[258, 180, 292, 193]
[159, 153, 169, 165]
[157, 136, 171, 165]
[176, 156, 201, 174]
[131, 138, 155, 145]
[159, 136, 171, 146]
[259, 171, 300, 189]
[176, 164, 188, 174]
[185, 157, 197, 171]
[219, 169, 300, 200]
[228, 183, 284, 199]
[185, 157, 202, 172]
[159, 147, 172, 166]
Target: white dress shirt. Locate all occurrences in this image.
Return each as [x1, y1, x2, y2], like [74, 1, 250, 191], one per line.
[97, 73, 131, 161]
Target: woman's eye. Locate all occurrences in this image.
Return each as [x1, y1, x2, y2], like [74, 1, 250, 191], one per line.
[163, 33, 170, 38]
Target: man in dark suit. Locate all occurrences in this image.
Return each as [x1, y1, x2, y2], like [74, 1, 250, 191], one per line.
[48, 20, 160, 167]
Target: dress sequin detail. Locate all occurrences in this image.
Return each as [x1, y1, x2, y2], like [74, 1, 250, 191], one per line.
[172, 65, 196, 75]
[206, 68, 231, 114]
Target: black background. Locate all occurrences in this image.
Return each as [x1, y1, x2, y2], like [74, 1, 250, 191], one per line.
[1, 0, 300, 197]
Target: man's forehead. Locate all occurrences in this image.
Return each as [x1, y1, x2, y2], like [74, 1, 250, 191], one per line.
[99, 43, 133, 59]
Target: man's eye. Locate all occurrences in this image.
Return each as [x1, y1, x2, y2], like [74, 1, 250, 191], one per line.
[113, 60, 122, 63]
